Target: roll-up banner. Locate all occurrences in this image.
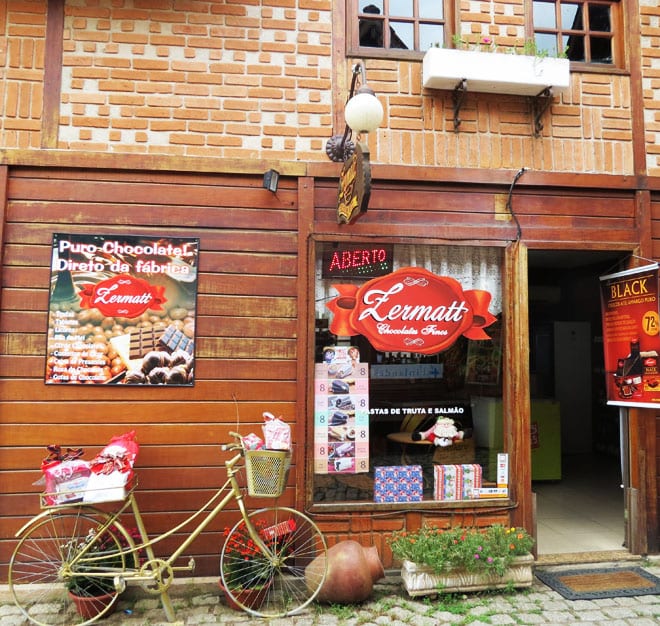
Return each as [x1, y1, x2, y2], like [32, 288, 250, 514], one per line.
[599, 263, 660, 407]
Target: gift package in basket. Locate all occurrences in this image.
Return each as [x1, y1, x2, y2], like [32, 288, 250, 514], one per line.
[240, 412, 291, 498]
[40, 431, 139, 506]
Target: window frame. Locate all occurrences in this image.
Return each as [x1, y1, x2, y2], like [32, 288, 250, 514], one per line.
[527, 0, 627, 72]
[308, 238, 512, 511]
[347, 0, 456, 60]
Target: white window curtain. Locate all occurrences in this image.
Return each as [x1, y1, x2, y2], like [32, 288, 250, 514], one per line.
[315, 244, 503, 319]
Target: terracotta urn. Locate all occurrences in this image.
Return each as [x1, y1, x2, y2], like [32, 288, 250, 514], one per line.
[305, 540, 384, 604]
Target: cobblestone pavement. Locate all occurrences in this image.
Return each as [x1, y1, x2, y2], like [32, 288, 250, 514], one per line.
[1, 558, 658, 625]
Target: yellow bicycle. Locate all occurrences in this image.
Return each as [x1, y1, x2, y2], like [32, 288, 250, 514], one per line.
[8, 432, 328, 625]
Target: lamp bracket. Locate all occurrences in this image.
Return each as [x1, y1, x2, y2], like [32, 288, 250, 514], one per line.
[326, 135, 356, 162]
[325, 63, 368, 162]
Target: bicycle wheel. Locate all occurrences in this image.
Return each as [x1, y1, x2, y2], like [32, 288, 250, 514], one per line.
[9, 509, 136, 626]
[220, 507, 327, 617]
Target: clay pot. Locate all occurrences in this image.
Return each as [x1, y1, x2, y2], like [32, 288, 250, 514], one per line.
[305, 540, 384, 604]
[218, 579, 272, 611]
[68, 590, 117, 620]
[363, 544, 385, 583]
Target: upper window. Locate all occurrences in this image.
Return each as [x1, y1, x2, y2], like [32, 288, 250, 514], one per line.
[532, 1, 622, 66]
[352, 0, 450, 56]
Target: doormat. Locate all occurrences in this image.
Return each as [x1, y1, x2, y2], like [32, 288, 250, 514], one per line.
[535, 565, 660, 600]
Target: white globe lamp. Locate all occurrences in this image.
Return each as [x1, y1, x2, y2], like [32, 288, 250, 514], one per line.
[344, 86, 384, 134]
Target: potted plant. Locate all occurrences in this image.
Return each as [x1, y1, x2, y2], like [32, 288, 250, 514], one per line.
[219, 520, 274, 611]
[387, 524, 535, 597]
[66, 526, 142, 619]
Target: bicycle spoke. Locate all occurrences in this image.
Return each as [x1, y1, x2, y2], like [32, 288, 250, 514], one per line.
[220, 507, 327, 617]
[9, 510, 130, 626]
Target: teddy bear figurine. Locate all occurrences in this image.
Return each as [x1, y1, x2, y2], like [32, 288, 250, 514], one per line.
[412, 416, 464, 447]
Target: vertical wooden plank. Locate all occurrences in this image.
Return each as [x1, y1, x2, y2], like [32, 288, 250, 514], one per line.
[41, 0, 65, 148]
[504, 241, 533, 534]
[626, 0, 647, 177]
[0, 165, 7, 312]
[630, 192, 657, 553]
[296, 176, 315, 510]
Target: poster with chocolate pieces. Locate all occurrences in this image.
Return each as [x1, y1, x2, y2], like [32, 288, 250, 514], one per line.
[45, 234, 198, 385]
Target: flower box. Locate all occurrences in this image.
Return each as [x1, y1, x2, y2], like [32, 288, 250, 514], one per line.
[422, 48, 570, 97]
[401, 554, 534, 597]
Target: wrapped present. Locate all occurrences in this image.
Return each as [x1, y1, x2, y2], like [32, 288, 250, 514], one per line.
[262, 412, 291, 451]
[433, 464, 482, 500]
[374, 465, 423, 503]
[83, 431, 140, 503]
[42, 459, 91, 505]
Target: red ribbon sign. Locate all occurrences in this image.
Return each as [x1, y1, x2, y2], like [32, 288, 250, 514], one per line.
[79, 274, 167, 318]
[326, 267, 496, 354]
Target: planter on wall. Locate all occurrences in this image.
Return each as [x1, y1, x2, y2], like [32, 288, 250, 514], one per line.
[422, 48, 570, 96]
[400, 554, 534, 597]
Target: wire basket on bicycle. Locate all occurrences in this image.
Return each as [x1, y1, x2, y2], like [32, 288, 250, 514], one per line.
[244, 449, 290, 498]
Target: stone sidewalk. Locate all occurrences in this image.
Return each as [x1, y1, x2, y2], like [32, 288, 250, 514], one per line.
[1, 558, 659, 625]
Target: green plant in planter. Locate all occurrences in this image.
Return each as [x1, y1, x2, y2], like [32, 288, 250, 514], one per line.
[66, 526, 141, 597]
[387, 524, 534, 577]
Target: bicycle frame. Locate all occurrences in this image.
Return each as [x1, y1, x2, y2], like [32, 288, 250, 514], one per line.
[15, 440, 277, 622]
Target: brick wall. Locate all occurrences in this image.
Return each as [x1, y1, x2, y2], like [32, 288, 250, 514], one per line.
[0, 1, 47, 150]
[0, 0, 642, 175]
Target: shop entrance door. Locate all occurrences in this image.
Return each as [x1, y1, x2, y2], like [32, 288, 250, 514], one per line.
[528, 250, 630, 557]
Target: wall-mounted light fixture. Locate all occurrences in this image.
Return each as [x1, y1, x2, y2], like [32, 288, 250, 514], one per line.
[263, 169, 280, 193]
[326, 63, 384, 163]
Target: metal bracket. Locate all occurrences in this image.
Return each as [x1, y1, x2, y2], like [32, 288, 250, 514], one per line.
[452, 79, 467, 132]
[530, 87, 553, 137]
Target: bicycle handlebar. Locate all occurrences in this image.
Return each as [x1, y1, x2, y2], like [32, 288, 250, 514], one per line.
[220, 431, 244, 452]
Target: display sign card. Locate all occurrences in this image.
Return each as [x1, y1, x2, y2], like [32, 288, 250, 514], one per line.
[314, 347, 369, 474]
[326, 267, 496, 354]
[599, 263, 660, 407]
[45, 233, 198, 385]
[321, 243, 393, 279]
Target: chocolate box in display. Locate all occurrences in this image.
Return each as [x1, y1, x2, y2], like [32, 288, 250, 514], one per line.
[433, 464, 482, 500]
[374, 465, 423, 503]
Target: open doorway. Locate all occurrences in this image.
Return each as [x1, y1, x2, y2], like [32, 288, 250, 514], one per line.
[528, 250, 630, 557]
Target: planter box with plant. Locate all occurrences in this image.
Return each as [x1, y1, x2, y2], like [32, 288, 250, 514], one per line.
[388, 524, 535, 597]
[423, 38, 570, 97]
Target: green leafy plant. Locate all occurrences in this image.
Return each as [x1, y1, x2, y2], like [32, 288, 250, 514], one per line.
[447, 35, 564, 59]
[387, 524, 534, 577]
[66, 526, 142, 597]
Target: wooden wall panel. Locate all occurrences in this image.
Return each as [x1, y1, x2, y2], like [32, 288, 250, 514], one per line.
[0, 167, 299, 579]
[314, 180, 639, 250]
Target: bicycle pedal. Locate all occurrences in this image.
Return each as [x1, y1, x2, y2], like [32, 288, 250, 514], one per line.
[172, 558, 195, 572]
[114, 575, 127, 593]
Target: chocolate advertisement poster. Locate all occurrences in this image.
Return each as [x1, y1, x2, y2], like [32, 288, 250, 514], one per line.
[314, 347, 370, 475]
[45, 233, 198, 386]
[599, 263, 660, 407]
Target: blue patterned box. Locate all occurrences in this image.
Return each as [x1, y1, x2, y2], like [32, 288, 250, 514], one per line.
[374, 465, 423, 503]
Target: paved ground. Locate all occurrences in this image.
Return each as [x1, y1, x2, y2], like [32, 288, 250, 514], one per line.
[0, 557, 658, 625]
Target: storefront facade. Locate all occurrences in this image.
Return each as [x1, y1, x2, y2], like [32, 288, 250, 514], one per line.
[0, 0, 658, 579]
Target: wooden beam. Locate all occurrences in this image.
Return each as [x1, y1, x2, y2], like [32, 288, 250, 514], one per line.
[42, 0, 65, 148]
[504, 241, 533, 534]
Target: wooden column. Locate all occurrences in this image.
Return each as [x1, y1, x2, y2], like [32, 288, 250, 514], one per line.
[504, 241, 533, 534]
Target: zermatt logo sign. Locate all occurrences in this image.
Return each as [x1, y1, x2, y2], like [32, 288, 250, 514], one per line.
[326, 267, 496, 354]
[78, 274, 167, 318]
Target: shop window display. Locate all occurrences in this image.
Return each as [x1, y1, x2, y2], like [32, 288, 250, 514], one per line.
[313, 244, 505, 504]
